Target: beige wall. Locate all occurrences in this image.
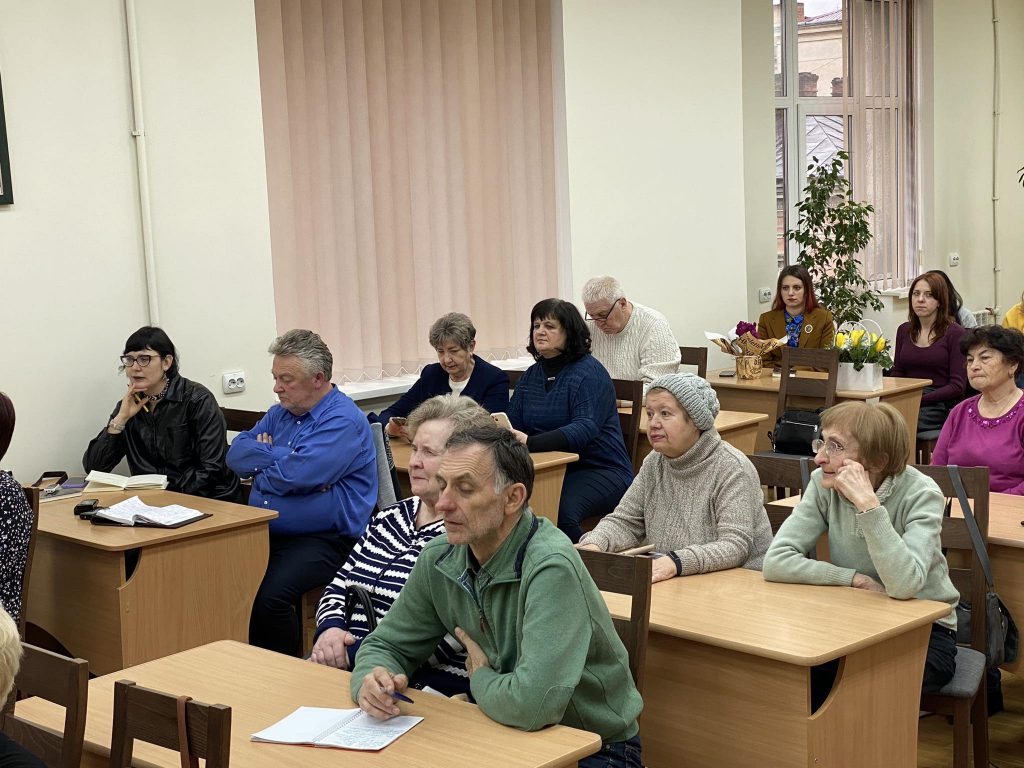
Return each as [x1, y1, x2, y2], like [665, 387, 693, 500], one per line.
[0, 0, 276, 480]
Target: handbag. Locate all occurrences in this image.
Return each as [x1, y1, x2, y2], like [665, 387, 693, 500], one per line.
[769, 409, 821, 456]
[344, 584, 378, 632]
[946, 466, 1020, 667]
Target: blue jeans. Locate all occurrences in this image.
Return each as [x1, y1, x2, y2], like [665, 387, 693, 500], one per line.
[578, 735, 642, 768]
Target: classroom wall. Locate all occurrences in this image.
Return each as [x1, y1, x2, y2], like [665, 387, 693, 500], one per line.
[0, 0, 277, 481]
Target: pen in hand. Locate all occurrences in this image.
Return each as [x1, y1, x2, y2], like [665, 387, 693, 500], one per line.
[385, 689, 414, 704]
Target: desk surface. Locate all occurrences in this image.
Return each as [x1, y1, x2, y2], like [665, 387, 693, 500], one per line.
[620, 408, 769, 435]
[707, 368, 931, 399]
[603, 568, 948, 666]
[36, 491, 277, 552]
[13, 641, 599, 768]
[391, 440, 578, 471]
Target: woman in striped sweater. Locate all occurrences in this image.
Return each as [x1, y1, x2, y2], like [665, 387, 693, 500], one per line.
[309, 395, 492, 694]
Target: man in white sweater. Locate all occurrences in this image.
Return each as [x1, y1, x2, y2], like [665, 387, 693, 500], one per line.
[582, 275, 680, 389]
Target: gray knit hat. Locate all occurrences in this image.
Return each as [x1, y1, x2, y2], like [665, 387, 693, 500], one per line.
[648, 373, 720, 431]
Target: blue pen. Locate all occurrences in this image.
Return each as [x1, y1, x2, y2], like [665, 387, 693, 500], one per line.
[388, 690, 414, 704]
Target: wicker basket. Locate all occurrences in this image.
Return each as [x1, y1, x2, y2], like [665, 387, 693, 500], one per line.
[735, 355, 762, 379]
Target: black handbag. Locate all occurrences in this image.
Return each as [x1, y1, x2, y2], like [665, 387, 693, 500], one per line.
[947, 466, 1020, 667]
[344, 585, 379, 631]
[769, 409, 821, 456]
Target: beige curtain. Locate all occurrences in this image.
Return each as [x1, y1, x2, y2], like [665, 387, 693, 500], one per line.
[255, 0, 559, 382]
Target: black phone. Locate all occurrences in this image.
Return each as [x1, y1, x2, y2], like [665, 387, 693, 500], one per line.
[718, 371, 736, 378]
[74, 498, 100, 516]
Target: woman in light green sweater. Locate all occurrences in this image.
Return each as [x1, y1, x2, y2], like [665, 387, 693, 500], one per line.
[578, 373, 773, 583]
[762, 401, 959, 703]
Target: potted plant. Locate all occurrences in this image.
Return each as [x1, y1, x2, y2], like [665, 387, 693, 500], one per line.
[834, 321, 893, 391]
[786, 151, 883, 329]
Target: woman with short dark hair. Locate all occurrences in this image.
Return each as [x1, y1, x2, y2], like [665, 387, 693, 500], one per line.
[0, 392, 33, 627]
[932, 325, 1024, 495]
[507, 299, 635, 541]
[83, 326, 240, 501]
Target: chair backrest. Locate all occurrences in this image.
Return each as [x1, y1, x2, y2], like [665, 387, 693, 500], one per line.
[369, 422, 399, 511]
[506, 369, 524, 391]
[611, 378, 644, 467]
[220, 407, 266, 433]
[678, 346, 708, 378]
[109, 680, 231, 768]
[18, 486, 40, 638]
[910, 465, 990, 654]
[578, 550, 652, 695]
[778, 347, 839, 412]
[2, 644, 88, 768]
[747, 454, 812, 533]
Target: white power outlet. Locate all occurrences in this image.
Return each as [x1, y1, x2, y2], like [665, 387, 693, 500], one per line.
[757, 287, 773, 304]
[949, 252, 960, 267]
[222, 371, 246, 394]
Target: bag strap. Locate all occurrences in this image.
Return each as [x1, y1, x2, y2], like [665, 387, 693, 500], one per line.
[176, 695, 199, 768]
[344, 585, 378, 632]
[947, 465, 994, 588]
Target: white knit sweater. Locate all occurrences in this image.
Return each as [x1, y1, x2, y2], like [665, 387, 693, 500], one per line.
[587, 302, 680, 388]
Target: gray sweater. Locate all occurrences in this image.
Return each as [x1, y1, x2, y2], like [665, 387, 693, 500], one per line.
[762, 466, 958, 630]
[579, 430, 773, 575]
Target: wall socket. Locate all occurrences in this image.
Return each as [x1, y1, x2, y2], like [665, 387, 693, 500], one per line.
[757, 287, 773, 304]
[222, 371, 246, 394]
[948, 252, 960, 267]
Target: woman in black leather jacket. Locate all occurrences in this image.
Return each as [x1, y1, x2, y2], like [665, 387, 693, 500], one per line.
[84, 326, 240, 501]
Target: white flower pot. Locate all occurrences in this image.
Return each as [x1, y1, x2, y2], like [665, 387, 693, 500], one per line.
[837, 362, 883, 392]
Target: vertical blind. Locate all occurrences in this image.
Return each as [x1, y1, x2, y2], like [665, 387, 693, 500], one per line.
[255, 0, 560, 382]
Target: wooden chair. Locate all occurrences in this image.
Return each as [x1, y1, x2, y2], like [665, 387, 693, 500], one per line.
[578, 550, 652, 695]
[679, 346, 708, 378]
[611, 378, 644, 469]
[912, 464, 990, 768]
[506, 369, 524, 391]
[747, 454, 812, 533]
[109, 680, 231, 768]
[755, 346, 839, 459]
[1, 644, 88, 768]
[17, 487, 40, 639]
[220, 407, 265, 433]
[916, 429, 943, 464]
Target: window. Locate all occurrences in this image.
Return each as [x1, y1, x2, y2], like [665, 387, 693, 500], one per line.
[773, 0, 917, 290]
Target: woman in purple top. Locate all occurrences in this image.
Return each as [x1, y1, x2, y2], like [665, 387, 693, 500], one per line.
[888, 271, 967, 435]
[932, 325, 1024, 495]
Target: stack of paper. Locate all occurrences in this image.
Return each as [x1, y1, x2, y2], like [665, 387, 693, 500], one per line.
[84, 470, 168, 492]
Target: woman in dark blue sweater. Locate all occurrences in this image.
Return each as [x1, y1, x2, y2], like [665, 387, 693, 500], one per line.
[507, 299, 635, 541]
[370, 313, 509, 435]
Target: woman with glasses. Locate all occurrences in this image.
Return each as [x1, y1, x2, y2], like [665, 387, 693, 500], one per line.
[757, 265, 835, 366]
[83, 326, 240, 501]
[763, 401, 959, 706]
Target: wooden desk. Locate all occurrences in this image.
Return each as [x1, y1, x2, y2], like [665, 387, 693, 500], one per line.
[12, 641, 600, 767]
[624, 409, 769, 465]
[391, 441, 578, 527]
[603, 568, 949, 768]
[26, 492, 275, 675]
[708, 368, 931, 458]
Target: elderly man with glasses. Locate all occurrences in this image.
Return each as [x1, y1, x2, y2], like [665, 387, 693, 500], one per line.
[581, 275, 680, 391]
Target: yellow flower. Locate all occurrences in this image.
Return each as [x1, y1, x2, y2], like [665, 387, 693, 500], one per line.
[870, 332, 879, 343]
[835, 332, 847, 347]
[851, 329, 865, 346]
[874, 336, 886, 353]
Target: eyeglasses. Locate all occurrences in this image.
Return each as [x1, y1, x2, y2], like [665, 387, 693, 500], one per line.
[585, 299, 623, 323]
[811, 438, 847, 456]
[119, 354, 159, 371]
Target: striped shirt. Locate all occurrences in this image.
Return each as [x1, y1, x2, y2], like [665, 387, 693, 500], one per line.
[314, 496, 468, 691]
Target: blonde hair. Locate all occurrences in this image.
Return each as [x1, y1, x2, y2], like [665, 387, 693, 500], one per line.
[0, 605, 21, 701]
[405, 395, 493, 440]
[820, 401, 910, 479]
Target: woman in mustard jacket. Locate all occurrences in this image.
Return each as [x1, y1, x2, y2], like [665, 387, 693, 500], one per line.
[757, 265, 835, 365]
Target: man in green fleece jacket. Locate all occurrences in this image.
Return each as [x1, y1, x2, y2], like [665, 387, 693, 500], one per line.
[352, 424, 643, 767]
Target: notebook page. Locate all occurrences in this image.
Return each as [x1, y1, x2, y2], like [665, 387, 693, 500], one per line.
[251, 707, 359, 745]
[141, 504, 204, 525]
[94, 496, 160, 525]
[317, 711, 423, 751]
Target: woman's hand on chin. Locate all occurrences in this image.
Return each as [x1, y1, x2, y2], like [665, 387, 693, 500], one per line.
[833, 460, 881, 512]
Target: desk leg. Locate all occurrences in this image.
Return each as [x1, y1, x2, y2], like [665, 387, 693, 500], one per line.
[118, 525, 269, 670]
[993, 545, 1023, 678]
[531, 466, 567, 528]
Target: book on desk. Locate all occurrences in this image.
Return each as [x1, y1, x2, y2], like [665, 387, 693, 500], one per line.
[84, 470, 168, 492]
[89, 495, 210, 528]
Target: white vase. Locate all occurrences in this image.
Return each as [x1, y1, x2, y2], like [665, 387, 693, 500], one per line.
[837, 362, 883, 391]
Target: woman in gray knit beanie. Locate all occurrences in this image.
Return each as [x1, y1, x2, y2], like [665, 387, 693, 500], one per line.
[578, 373, 772, 582]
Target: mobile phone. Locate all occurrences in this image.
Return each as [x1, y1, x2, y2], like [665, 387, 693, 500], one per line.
[74, 499, 100, 516]
[491, 412, 514, 431]
[718, 371, 736, 378]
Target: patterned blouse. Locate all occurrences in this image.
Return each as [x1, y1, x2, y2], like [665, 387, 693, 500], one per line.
[784, 311, 805, 347]
[0, 471, 33, 625]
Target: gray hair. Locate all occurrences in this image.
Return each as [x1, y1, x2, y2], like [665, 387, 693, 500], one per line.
[405, 395, 493, 441]
[582, 275, 624, 306]
[0, 605, 21, 702]
[428, 313, 477, 351]
[446, 423, 534, 507]
[269, 329, 333, 379]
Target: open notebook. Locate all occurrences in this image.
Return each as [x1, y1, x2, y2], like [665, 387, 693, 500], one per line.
[84, 470, 168, 492]
[251, 707, 422, 751]
[90, 496, 209, 528]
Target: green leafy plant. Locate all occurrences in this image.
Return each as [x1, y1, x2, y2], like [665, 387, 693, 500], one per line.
[786, 151, 883, 329]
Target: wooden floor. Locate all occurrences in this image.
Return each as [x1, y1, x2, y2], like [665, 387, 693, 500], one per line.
[918, 671, 1024, 767]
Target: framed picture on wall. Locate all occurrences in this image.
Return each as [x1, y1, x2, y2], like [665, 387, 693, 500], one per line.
[0, 72, 13, 205]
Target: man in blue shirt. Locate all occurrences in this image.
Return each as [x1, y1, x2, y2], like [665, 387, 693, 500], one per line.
[227, 329, 377, 656]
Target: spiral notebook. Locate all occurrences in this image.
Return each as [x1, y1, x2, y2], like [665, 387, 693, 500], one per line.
[251, 707, 422, 751]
